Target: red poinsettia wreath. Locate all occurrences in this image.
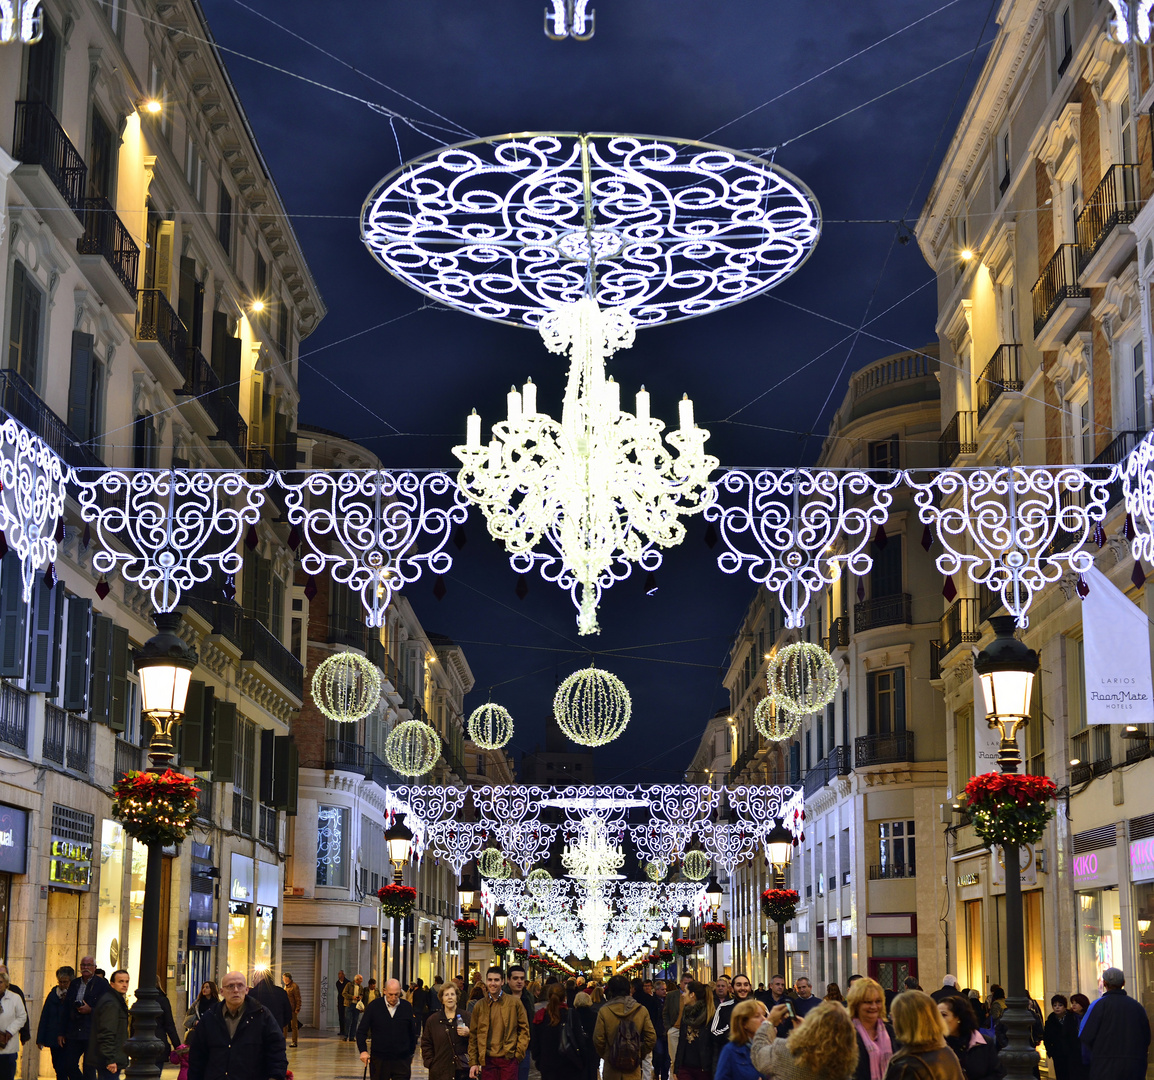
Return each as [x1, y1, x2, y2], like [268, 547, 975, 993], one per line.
[491, 937, 511, 955]
[454, 918, 479, 942]
[513, 946, 529, 959]
[673, 938, 699, 957]
[963, 772, 1057, 847]
[378, 883, 417, 918]
[761, 888, 800, 925]
[658, 948, 674, 962]
[112, 769, 200, 847]
[701, 922, 728, 945]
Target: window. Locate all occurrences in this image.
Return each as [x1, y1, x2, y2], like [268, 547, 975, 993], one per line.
[1058, 6, 1072, 75]
[816, 712, 824, 761]
[96, 0, 125, 37]
[816, 841, 824, 896]
[149, 61, 169, 139]
[1134, 341, 1148, 433]
[805, 728, 812, 772]
[133, 415, 158, 469]
[8, 262, 43, 389]
[879, 820, 915, 877]
[868, 436, 900, 471]
[1122, 97, 1134, 164]
[255, 252, 268, 310]
[316, 805, 349, 887]
[24, 17, 58, 106]
[232, 716, 256, 836]
[999, 130, 1011, 195]
[1077, 398, 1093, 464]
[185, 136, 205, 203]
[956, 706, 975, 790]
[867, 668, 906, 735]
[842, 689, 849, 746]
[276, 299, 289, 358]
[67, 332, 102, 448]
[870, 534, 903, 598]
[827, 702, 836, 750]
[88, 108, 115, 200]
[218, 182, 233, 257]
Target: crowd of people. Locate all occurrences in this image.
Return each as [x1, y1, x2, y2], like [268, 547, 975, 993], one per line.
[336, 965, 1153, 1080]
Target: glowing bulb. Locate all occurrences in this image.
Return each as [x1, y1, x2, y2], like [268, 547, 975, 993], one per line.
[143, 98, 163, 115]
[250, 299, 266, 314]
[960, 248, 974, 261]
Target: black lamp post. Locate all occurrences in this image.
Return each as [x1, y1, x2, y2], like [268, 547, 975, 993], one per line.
[386, 813, 414, 980]
[704, 875, 723, 980]
[765, 819, 794, 983]
[660, 922, 672, 980]
[529, 931, 540, 979]
[124, 611, 198, 1080]
[677, 906, 692, 978]
[458, 874, 478, 984]
[974, 615, 1040, 1080]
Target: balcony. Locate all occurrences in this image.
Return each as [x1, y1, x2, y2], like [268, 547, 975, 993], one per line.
[43, 705, 91, 775]
[327, 614, 368, 650]
[976, 344, 1023, 427]
[854, 593, 911, 632]
[938, 410, 976, 467]
[137, 289, 189, 383]
[366, 751, 407, 792]
[939, 597, 981, 658]
[258, 804, 278, 848]
[0, 368, 104, 471]
[75, 196, 139, 312]
[1032, 244, 1090, 348]
[114, 737, 142, 780]
[232, 792, 253, 836]
[929, 639, 941, 681]
[1077, 163, 1140, 286]
[1092, 430, 1147, 511]
[855, 730, 915, 767]
[325, 738, 368, 774]
[195, 781, 214, 821]
[181, 584, 245, 652]
[829, 615, 850, 649]
[208, 393, 248, 465]
[803, 744, 851, 799]
[440, 736, 467, 782]
[12, 101, 86, 242]
[239, 616, 303, 700]
[729, 735, 761, 784]
[869, 863, 916, 880]
[0, 684, 28, 755]
[845, 349, 940, 423]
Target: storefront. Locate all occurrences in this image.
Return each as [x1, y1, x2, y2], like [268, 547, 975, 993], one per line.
[1074, 841, 1121, 998]
[188, 843, 219, 1006]
[226, 853, 281, 979]
[0, 803, 28, 964]
[46, 805, 94, 992]
[1128, 831, 1154, 1022]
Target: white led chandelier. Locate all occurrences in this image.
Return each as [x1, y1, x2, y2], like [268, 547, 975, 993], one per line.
[0, 1, 43, 44]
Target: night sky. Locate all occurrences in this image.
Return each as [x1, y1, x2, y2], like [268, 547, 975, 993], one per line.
[199, 0, 995, 780]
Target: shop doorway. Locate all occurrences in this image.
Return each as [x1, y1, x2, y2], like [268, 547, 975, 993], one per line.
[868, 957, 918, 992]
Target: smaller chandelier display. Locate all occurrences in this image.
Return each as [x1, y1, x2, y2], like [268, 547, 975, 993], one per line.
[545, 0, 593, 39]
[479, 847, 513, 879]
[681, 849, 710, 882]
[754, 694, 802, 742]
[312, 652, 382, 724]
[553, 665, 632, 746]
[454, 298, 717, 635]
[562, 815, 625, 881]
[385, 719, 441, 777]
[644, 861, 666, 882]
[467, 702, 514, 750]
[527, 868, 555, 896]
[0, 0, 42, 44]
[769, 642, 839, 716]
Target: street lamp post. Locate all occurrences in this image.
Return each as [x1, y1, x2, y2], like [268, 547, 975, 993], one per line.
[649, 933, 659, 982]
[765, 820, 794, 983]
[677, 906, 692, 979]
[974, 615, 1041, 1080]
[529, 931, 540, 980]
[123, 612, 198, 1080]
[705, 876, 723, 980]
[458, 875, 478, 984]
[386, 814, 414, 981]
[660, 922, 672, 981]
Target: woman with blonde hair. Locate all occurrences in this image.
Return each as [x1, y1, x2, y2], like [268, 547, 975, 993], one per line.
[884, 991, 964, 1080]
[751, 1000, 859, 1080]
[715, 999, 767, 1080]
[847, 977, 898, 1080]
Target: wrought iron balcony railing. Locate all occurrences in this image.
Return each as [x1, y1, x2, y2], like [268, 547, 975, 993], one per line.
[76, 196, 139, 298]
[138, 289, 188, 368]
[803, 744, 851, 799]
[1092, 429, 1147, 510]
[729, 735, 761, 784]
[114, 737, 142, 781]
[0, 368, 104, 470]
[240, 616, 303, 699]
[976, 344, 1023, 424]
[1076, 163, 1141, 268]
[1032, 244, 1087, 338]
[829, 615, 850, 649]
[325, 738, 368, 774]
[939, 597, 981, 658]
[869, 862, 916, 880]
[13, 101, 87, 210]
[938, 410, 976, 467]
[856, 730, 915, 767]
[854, 593, 911, 632]
[326, 613, 367, 649]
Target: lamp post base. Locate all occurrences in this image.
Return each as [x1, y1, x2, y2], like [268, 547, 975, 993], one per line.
[125, 843, 166, 1080]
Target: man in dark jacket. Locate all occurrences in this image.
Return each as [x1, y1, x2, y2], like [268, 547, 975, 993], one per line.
[358, 978, 419, 1080]
[931, 976, 960, 1004]
[710, 974, 754, 1068]
[411, 979, 429, 1029]
[88, 970, 129, 1077]
[336, 970, 350, 1038]
[506, 967, 535, 1080]
[60, 956, 109, 1080]
[249, 972, 293, 1031]
[189, 971, 287, 1080]
[37, 966, 74, 1080]
[1080, 967, 1151, 1080]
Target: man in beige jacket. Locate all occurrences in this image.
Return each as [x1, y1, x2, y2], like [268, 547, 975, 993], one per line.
[467, 968, 530, 1080]
[594, 975, 657, 1080]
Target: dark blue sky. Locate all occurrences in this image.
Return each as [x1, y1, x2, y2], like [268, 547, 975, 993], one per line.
[200, 0, 995, 779]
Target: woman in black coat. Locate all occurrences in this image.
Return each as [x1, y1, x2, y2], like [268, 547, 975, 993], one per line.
[534, 985, 583, 1080]
[939, 996, 1004, 1080]
[573, 992, 598, 1080]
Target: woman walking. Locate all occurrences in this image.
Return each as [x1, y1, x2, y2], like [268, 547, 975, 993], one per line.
[533, 984, 583, 1080]
[826, 984, 847, 1005]
[883, 991, 965, 1080]
[183, 982, 218, 1042]
[847, 977, 898, 1080]
[751, 1000, 860, 1080]
[673, 981, 712, 1080]
[938, 996, 1002, 1080]
[421, 982, 470, 1080]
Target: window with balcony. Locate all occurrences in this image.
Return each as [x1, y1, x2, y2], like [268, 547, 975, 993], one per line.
[88, 108, 116, 202]
[868, 436, 900, 471]
[133, 415, 158, 469]
[316, 805, 349, 887]
[232, 716, 256, 836]
[867, 668, 906, 735]
[24, 17, 58, 106]
[1074, 396, 1093, 465]
[8, 262, 43, 390]
[218, 182, 233, 257]
[66, 332, 102, 449]
[878, 820, 916, 878]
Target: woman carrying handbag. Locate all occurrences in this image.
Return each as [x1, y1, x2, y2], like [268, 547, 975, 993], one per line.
[421, 983, 471, 1080]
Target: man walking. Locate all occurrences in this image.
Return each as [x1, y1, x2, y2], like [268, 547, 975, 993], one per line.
[87, 970, 128, 1079]
[468, 967, 530, 1080]
[357, 978, 418, 1080]
[930, 975, 959, 1004]
[506, 966, 535, 1080]
[60, 956, 109, 1080]
[282, 972, 302, 1047]
[250, 972, 293, 1034]
[344, 975, 365, 1042]
[710, 973, 753, 1069]
[188, 970, 287, 1080]
[336, 970, 350, 1038]
[593, 975, 656, 1080]
[651, 981, 669, 1080]
[411, 979, 429, 1031]
[38, 966, 74, 1080]
[1080, 967, 1151, 1080]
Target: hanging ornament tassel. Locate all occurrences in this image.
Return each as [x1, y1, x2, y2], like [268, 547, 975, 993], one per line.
[1076, 574, 1090, 599]
[303, 575, 318, 601]
[921, 524, 933, 552]
[1134, 561, 1147, 590]
[873, 522, 888, 549]
[287, 524, 301, 551]
[44, 562, 56, 590]
[856, 578, 865, 603]
[0, 531, 7, 560]
[703, 522, 719, 550]
[95, 578, 110, 600]
[1094, 522, 1106, 549]
[1126, 513, 1135, 542]
[55, 519, 65, 544]
[244, 523, 259, 550]
[515, 575, 529, 601]
[81, 522, 91, 551]
[223, 574, 236, 601]
[452, 524, 468, 551]
[432, 576, 447, 601]
[644, 572, 658, 596]
[942, 575, 958, 602]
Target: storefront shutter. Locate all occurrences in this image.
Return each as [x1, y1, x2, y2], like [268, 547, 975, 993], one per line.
[63, 595, 92, 711]
[109, 625, 130, 732]
[0, 555, 27, 679]
[211, 700, 236, 783]
[89, 615, 113, 723]
[28, 578, 62, 694]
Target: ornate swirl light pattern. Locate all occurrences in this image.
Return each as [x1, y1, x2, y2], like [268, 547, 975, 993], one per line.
[467, 702, 515, 750]
[1106, 0, 1154, 43]
[770, 642, 839, 716]
[361, 133, 821, 329]
[0, 1, 43, 44]
[454, 298, 717, 634]
[385, 719, 441, 777]
[681, 849, 710, 881]
[754, 694, 802, 742]
[0, 417, 65, 600]
[311, 652, 382, 724]
[907, 466, 1112, 627]
[554, 666, 632, 746]
[705, 469, 901, 628]
[1122, 432, 1154, 562]
[282, 470, 467, 627]
[545, 0, 594, 39]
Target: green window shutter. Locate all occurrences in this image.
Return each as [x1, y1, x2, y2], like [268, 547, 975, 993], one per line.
[866, 671, 878, 736]
[894, 668, 907, 735]
[63, 595, 92, 711]
[222, 335, 241, 408]
[211, 700, 236, 783]
[256, 557, 272, 627]
[28, 580, 61, 694]
[109, 625, 130, 732]
[89, 614, 113, 723]
[0, 554, 27, 679]
[259, 727, 274, 803]
[285, 739, 299, 816]
[180, 681, 213, 769]
[67, 331, 95, 442]
[272, 735, 291, 809]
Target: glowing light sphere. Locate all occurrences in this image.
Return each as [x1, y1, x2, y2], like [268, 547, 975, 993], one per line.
[682, 850, 710, 881]
[384, 719, 440, 777]
[467, 702, 514, 750]
[754, 695, 803, 743]
[644, 861, 667, 882]
[311, 651, 382, 724]
[479, 847, 512, 879]
[554, 667, 631, 746]
[527, 868, 554, 896]
[769, 642, 839, 716]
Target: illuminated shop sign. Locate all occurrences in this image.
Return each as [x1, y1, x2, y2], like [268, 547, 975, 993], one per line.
[0, 805, 28, 875]
[49, 839, 93, 890]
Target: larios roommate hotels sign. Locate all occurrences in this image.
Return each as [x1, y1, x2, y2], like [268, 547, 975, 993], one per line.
[1082, 567, 1154, 724]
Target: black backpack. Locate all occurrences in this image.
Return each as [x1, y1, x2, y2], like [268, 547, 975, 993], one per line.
[607, 1007, 643, 1073]
[559, 1007, 586, 1067]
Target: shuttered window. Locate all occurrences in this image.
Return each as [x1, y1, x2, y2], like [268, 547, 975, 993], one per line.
[109, 625, 129, 732]
[180, 681, 213, 770]
[28, 581, 62, 694]
[0, 555, 27, 679]
[211, 701, 236, 783]
[63, 595, 92, 712]
[89, 615, 113, 723]
[67, 331, 101, 446]
[133, 415, 158, 469]
[8, 261, 42, 389]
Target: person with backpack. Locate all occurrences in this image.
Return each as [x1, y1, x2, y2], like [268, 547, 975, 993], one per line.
[594, 975, 656, 1080]
[533, 983, 584, 1080]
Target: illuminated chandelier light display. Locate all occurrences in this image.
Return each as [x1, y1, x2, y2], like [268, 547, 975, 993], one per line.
[527, 868, 555, 896]
[562, 814, 626, 881]
[1107, 0, 1154, 42]
[754, 694, 802, 742]
[769, 641, 839, 715]
[545, 0, 593, 39]
[553, 666, 632, 745]
[454, 297, 717, 633]
[385, 719, 441, 777]
[467, 702, 514, 750]
[0, 0, 42, 44]
[681, 849, 710, 881]
[479, 846, 513, 879]
[311, 651, 382, 724]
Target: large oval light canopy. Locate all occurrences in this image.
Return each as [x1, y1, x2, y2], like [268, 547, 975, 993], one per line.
[135, 611, 198, 719]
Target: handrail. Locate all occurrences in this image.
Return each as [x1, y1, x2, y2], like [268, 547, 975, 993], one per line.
[1032, 244, 1087, 338]
[976, 344, 1023, 423]
[138, 289, 188, 368]
[13, 100, 87, 210]
[938, 411, 976, 467]
[1076, 163, 1141, 267]
[76, 196, 139, 297]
